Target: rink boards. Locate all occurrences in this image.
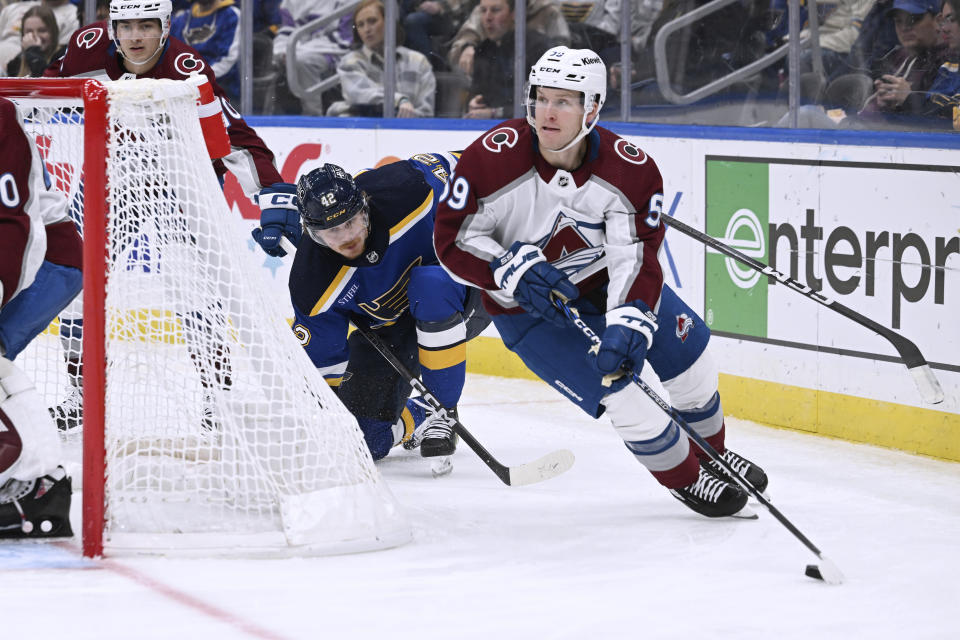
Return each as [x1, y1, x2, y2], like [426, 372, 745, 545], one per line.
[229, 118, 959, 462]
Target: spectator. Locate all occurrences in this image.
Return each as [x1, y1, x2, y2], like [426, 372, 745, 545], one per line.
[842, 0, 899, 77]
[170, 0, 242, 103]
[0, 0, 79, 71]
[326, 0, 436, 117]
[6, 4, 62, 75]
[766, 0, 877, 81]
[448, 0, 570, 75]
[561, 0, 663, 68]
[273, 0, 353, 115]
[921, 0, 960, 125]
[238, 0, 282, 34]
[402, 0, 469, 70]
[464, 0, 551, 118]
[856, 0, 947, 118]
[783, 0, 947, 127]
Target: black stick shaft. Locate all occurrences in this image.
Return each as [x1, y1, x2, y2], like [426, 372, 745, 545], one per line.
[555, 299, 830, 561]
[353, 323, 513, 486]
[662, 214, 943, 403]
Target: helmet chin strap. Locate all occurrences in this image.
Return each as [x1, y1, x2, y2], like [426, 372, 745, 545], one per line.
[541, 110, 598, 154]
[532, 91, 599, 154]
[116, 36, 166, 70]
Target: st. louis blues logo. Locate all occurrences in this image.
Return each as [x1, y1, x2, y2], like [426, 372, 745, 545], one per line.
[676, 313, 694, 342]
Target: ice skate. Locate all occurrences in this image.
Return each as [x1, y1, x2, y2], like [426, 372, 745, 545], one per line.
[669, 463, 753, 519]
[704, 448, 769, 494]
[401, 398, 458, 457]
[0, 466, 74, 539]
[48, 387, 82, 433]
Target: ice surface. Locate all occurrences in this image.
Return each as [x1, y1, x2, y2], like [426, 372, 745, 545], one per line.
[3, 374, 958, 639]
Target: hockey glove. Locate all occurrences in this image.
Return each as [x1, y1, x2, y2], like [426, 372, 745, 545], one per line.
[252, 182, 301, 257]
[594, 302, 658, 376]
[490, 242, 578, 327]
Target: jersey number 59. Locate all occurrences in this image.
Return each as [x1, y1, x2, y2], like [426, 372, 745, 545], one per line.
[443, 174, 470, 210]
[645, 192, 664, 228]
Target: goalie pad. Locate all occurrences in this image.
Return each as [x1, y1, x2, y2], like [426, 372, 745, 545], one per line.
[0, 357, 63, 487]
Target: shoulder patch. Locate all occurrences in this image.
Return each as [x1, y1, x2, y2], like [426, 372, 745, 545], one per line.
[482, 126, 520, 153]
[173, 52, 206, 76]
[614, 138, 648, 165]
[76, 27, 104, 49]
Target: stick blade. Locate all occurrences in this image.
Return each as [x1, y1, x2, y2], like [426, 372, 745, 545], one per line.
[805, 556, 845, 585]
[508, 449, 575, 486]
[910, 365, 945, 404]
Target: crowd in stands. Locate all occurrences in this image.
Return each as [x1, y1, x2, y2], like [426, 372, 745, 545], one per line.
[0, 0, 957, 130]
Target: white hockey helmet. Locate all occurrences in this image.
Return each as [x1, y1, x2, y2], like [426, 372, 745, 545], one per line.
[107, 0, 173, 42]
[526, 47, 607, 151]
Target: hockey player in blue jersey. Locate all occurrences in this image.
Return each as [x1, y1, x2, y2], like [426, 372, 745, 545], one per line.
[289, 153, 489, 463]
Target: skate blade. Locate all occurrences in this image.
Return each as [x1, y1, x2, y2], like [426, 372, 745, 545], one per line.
[430, 456, 453, 478]
[729, 504, 758, 519]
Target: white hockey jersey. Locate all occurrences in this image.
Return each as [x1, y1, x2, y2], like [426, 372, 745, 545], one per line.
[434, 119, 666, 317]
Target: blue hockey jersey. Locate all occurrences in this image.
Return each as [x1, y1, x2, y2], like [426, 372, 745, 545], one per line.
[289, 152, 459, 383]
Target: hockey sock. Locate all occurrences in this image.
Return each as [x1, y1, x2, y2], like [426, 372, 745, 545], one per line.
[676, 391, 726, 460]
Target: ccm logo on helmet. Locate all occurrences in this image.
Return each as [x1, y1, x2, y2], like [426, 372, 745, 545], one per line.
[77, 27, 103, 49]
[482, 127, 519, 153]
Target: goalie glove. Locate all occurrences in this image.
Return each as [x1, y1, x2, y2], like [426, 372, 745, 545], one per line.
[490, 241, 578, 327]
[594, 302, 658, 376]
[252, 183, 301, 257]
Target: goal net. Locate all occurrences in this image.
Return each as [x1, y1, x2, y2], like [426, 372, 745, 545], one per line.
[0, 78, 410, 557]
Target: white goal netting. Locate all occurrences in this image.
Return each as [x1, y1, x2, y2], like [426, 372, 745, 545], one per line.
[8, 78, 409, 556]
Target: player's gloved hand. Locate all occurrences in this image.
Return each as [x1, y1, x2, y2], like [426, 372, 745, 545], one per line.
[490, 241, 578, 327]
[594, 302, 658, 376]
[252, 182, 301, 257]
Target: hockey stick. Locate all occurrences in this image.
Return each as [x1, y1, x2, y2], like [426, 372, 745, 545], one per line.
[554, 298, 844, 585]
[352, 324, 576, 487]
[275, 237, 575, 486]
[660, 214, 944, 405]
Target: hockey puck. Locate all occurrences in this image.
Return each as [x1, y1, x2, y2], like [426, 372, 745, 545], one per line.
[805, 564, 824, 580]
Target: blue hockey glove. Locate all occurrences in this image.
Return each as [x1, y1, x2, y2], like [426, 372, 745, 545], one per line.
[252, 182, 301, 257]
[594, 302, 658, 376]
[490, 242, 578, 327]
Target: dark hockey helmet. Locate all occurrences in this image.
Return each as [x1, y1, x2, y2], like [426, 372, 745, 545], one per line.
[297, 164, 368, 231]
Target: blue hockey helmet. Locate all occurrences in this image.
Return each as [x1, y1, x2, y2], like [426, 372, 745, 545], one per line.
[297, 164, 368, 231]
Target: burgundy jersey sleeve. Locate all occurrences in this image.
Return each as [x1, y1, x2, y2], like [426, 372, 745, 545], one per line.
[45, 25, 282, 195]
[591, 128, 666, 312]
[44, 22, 112, 77]
[434, 120, 534, 291]
[155, 38, 283, 194]
[0, 98, 79, 306]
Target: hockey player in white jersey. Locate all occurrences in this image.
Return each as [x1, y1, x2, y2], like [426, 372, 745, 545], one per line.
[0, 97, 79, 538]
[434, 46, 768, 518]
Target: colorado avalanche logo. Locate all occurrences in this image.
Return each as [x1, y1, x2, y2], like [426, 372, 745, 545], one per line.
[174, 52, 206, 76]
[481, 127, 519, 153]
[77, 27, 103, 49]
[676, 313, 694, 342]
[614, 138, 648, 165]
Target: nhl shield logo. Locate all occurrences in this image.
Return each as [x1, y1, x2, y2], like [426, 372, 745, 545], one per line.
[676, 313, 694, 342]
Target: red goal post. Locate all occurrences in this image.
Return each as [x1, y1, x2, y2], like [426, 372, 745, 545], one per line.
[0, 77, 410, 558]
